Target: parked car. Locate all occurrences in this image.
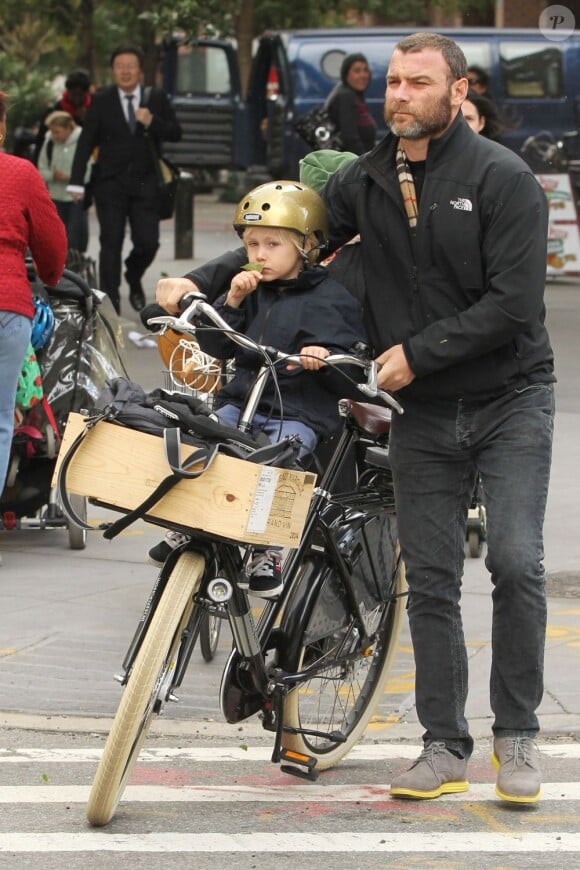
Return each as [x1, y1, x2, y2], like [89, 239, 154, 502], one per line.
[161, 27, 580, 180]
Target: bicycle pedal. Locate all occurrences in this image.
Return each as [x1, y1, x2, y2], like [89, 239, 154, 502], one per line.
[279, 748, 319, 781]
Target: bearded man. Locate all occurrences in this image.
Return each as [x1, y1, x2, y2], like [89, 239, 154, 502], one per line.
[154, 32, 555, 806]
[321, 31, 554, 805]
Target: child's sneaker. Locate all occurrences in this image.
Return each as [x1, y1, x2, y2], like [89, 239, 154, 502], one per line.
[147, 530, 190, 567]
[246, 549, 283, 598]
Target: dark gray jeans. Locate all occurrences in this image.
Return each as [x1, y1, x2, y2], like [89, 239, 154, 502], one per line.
[388, 383, 555, 758]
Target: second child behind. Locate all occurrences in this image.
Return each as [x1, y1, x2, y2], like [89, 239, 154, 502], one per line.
[149, 180, 367, 597]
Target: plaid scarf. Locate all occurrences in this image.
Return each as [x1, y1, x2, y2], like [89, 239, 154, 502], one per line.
[396, 144, 418, 229]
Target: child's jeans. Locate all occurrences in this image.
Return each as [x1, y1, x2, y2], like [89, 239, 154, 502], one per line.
[215, 404, 317, 459]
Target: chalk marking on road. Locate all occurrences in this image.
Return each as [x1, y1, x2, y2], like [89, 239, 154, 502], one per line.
[0, 743, 578, 763]
[0, 782, 578, 803]
[0, 831, 579, 853]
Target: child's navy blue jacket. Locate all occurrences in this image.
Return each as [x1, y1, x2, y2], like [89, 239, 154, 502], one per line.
[197, 266, 367, 438]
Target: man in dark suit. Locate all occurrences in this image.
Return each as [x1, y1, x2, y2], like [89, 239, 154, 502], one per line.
[68, 44, 182, 313]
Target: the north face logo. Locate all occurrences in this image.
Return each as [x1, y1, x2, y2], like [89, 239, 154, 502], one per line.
[450, 198, 473, 212]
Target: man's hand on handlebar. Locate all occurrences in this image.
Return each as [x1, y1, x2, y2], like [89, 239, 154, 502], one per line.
[375, 344, 415, 391]
[155, 277, 200, 314]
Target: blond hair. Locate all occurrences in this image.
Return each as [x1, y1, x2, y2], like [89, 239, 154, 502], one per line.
[45, 110, 75, 130]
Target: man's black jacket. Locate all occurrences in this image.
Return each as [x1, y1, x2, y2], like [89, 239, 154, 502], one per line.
[321, 112, 555, 402]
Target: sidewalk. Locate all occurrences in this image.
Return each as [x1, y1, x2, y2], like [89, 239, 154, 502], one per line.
[84, 192, 239, 319]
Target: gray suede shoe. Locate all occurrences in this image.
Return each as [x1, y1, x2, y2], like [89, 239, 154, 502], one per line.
[492, 736, 541, 804]
[389, 741, 469, 800]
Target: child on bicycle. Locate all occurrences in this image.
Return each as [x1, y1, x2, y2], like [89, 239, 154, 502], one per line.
[148, 179, 368, 597]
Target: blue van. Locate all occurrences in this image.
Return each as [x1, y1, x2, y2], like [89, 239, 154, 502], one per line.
[161, 27, 580, 178]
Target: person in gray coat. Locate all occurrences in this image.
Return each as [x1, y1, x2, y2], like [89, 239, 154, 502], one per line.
[38, 111, 91, 253]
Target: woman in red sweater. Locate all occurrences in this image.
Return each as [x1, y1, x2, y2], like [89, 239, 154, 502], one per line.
[0, 91, 67, 554]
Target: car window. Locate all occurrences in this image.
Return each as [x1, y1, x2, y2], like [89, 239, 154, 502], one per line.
[175, 44, 232, 96]
[500, 42, 564, 98]
[456, 41, 492, 75]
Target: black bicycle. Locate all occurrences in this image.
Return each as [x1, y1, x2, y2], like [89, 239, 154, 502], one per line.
[79, 293, 407, 826]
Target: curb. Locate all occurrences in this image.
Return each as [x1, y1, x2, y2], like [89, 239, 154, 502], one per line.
[1, 710, 579, 742]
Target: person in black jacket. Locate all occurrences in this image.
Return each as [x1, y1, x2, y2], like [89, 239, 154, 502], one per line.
[461, 88, 502, 141]
[68, 44, 181, 314]
[149, 180, 367, 597]
[325, 52, 377, 155]
[155, 32, 555, 807]
[323, 31, 554, 806]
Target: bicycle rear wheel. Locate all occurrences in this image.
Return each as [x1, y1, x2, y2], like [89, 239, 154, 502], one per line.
[86, 551, 205, 826]
[281, 546, 406, 770]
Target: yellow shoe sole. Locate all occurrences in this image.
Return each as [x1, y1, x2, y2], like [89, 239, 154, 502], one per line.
[389, 780, 469, 800]
[491, 751, 541, 804]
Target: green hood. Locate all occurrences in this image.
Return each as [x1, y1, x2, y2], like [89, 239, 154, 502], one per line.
[299, 149, 358, 193]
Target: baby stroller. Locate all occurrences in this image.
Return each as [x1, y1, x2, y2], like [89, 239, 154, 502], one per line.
[0, 265, 128, 548]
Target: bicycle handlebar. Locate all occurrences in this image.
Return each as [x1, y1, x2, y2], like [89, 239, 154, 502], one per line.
[147, 292, 404, 415]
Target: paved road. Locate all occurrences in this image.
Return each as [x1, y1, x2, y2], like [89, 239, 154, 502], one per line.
[0, 731, 578, 867]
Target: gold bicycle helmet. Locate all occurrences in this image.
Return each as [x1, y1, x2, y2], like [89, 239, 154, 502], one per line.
[233, 180, 328, 248]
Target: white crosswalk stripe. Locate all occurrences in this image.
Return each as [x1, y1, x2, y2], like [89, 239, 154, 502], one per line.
[0, 831, 579, 854]
[0, 742, 578, 763]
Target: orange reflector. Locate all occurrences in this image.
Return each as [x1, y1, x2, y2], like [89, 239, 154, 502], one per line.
[284, 750, 309, 762]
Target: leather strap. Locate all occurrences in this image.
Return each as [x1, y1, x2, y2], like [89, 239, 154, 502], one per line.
[55, 412, 112, 531]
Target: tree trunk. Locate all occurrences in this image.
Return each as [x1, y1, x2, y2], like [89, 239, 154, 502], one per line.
[77, 0, 96, 78]
[236, 0, 255, 99]
[428, 6, 463, 26]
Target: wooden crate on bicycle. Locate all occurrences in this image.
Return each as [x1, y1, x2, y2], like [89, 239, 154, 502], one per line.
[54, 412, 316, 547]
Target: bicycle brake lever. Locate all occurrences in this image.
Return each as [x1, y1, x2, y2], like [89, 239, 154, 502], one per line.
[355, 381, 402, 413]
[369, 361, 404, 414]
[377, 389, 404, 415]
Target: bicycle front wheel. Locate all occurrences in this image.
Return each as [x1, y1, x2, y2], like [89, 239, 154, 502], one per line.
[281, 551, 406, 770]
[86, 551, 205, 826]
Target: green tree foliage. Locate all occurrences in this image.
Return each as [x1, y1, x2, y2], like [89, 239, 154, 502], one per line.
[0, 55, 53, 152]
